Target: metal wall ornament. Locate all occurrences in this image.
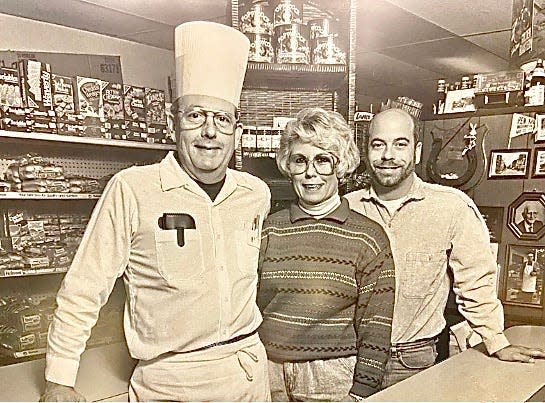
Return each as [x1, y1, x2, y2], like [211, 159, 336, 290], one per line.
[426, 120, 488, 190]
[507, 192, 545, 241]
[487, 148, 531, 179]
[503, 244, 545, 308]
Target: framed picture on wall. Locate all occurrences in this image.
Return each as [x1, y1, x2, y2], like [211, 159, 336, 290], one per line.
[477, 206, 504, 243]
[503, 244, 545, 307]
[507, 192, 545, 241]
[487, 149, 530, 179]
[531, 148, 545, 178]
[536, 114, 545, 143]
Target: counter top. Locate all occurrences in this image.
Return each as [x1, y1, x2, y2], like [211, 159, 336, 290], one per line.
[368, 325, 545, 402]
[0, 342, 135, 402]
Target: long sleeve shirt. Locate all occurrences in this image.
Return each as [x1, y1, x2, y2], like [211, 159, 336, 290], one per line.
[257, 199, 395, 398]
[344, 174, 509, 355]
[46, 152, 271, 387]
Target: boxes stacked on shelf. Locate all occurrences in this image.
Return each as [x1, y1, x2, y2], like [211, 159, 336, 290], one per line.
[101, 81, 125, 140]
[240, 125, 282, 157]
[18, 59, 57, 134]
[144, 88, 168, 144]
[52, 74, 84, 136]
[0, 208, 89, 276]
[76, 76, 106, 138]
[124, 85, 147, 142]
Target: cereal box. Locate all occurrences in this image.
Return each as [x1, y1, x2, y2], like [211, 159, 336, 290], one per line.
[0, 65, 22, 108]
[123, 85, 146, 123]
[51, 74, 75, 120]
[76, 76, 103, 118]
[18, 59, 53, 114]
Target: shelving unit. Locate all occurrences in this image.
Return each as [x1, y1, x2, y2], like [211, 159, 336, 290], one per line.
[230, 0, 357, 206]
[0, 128, 171, 366]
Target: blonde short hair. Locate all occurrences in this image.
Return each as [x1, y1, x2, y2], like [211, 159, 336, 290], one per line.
[276, 108, 360, 181]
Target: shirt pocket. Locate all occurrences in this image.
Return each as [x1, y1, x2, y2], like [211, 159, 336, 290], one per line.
[154, 228, 204, 283]
[235, 220, 261, 277]
[402, 251, 445, 299]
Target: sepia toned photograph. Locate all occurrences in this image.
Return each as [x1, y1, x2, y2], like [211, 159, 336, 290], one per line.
[504, 244, 545, 307]
[487, 149, 530, 179]
[507, 192, 545, 241]
[535, 114, 545, 143]
[532, 148, 545, 177]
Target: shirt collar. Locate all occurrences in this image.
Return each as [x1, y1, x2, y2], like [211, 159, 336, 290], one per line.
[159, 152, 253, 192]
[358, 173, 426, 203]
[290, 197, 350, 223]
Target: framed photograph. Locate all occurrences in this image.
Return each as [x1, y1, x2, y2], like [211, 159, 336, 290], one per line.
[443, 88, 476, 114]
[507, 192, 545, 241]
[503, 244, 545, 307]
[536, 114, 545, 143]
[487, 149, 530, 179]
[532, 148, 545, 177]
[477, 206, 504, 243]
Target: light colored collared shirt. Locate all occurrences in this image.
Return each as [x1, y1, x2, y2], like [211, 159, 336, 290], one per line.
[344, 174, 509, 355]
[46, 152, 271, 387]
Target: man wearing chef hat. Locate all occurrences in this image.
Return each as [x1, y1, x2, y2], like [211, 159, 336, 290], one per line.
[41, 21, 271, 402]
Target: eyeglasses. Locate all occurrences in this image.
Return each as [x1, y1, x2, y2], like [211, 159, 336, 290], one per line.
[288, 153, 338, 176]
[178, 107, 238, 135]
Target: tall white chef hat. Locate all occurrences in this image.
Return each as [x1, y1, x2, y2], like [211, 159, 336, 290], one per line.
[174, 21, 250, 108]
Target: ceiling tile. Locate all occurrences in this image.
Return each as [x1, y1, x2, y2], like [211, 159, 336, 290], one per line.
[380, 36, 510, 77]
[384, 0, 512, 36]
[464, 30, 511, 60]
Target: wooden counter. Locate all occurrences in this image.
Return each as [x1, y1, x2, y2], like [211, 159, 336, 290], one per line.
[368, 326, 545, 402]
[0, 342, 135, 402]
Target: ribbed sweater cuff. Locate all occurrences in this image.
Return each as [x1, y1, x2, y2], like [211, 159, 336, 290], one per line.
[350, 382, 378, 398]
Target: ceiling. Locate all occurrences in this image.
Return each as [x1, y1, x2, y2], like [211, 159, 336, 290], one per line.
[0, 0, 515, 115]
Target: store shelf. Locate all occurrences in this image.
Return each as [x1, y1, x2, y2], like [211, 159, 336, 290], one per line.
[422, 104, 545, 121]
[0, 130, 176, 150]
[0, 347, 46, 359]
[0, 267, 68, 278]
[243, 62, 346, 90]
[0, 192, 101, 200]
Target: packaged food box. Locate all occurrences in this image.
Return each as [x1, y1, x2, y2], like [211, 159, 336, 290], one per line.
[0, 64, 23, 108]
[76, 76, 103, 118]
[18, 59, 53, 114]
[51, 74, 76, 121]
[124, 85, 146, 122]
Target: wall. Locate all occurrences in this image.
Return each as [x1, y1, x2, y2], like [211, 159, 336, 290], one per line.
[421, 112, 545, 324]
[0, 13, 175, 91]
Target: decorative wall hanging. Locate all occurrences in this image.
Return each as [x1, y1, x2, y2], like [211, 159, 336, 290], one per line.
[507, 192, 545, 241]
[426, 119, 487, 190]
[531, 148, 545, 177]
[503, 244, 545, 307]
[487, 148, 530, 179]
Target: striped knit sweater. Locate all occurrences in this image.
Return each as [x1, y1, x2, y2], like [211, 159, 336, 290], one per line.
[257, 199, 395, 398]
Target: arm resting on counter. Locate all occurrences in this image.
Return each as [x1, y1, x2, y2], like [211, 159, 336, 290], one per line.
[40, 381, 86, 402]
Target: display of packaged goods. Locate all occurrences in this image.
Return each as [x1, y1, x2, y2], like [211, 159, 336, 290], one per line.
[241, 125, 257, 151]
[256, 126, 272, 152]
[275, 23, 310, 64]
[102, 81, 124, 120]
[57, 121, 84, 136]
[0, 328, 37, 351]
[272, 0, 302, 27]
[240, 1, 273, 35]
[27, 117, 57, 134]
[124, 85, 146, 122]
[144, 88, 166, 126]
[81, 116, 105, 138]
[21, 179, 71, 193]
[51, 74, 76, 121]
[18, 59, 53, 115]
[76, 76, 103, 118]
[312, 35, 346, 65]
[0, 64, 23, 108]
[246, 33, 274, 63]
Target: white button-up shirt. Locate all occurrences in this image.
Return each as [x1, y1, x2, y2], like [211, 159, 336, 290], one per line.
[46, 152, 271, 387]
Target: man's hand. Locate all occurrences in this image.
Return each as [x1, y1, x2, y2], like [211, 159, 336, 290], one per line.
[39, 381, 86, 402]
[493, 345, 545, 363]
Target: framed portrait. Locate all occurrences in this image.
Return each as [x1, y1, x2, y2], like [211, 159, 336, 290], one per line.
[536, 114, 545, 143]
[531, 148, 545, 178]
[477, 206, 504, 243]
[503, 244, 545, 307]
[507, 192, 545, 241]
[487, 149, 530, 179]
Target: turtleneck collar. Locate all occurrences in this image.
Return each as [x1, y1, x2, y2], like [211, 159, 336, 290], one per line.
[298, 193, 341, 219]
